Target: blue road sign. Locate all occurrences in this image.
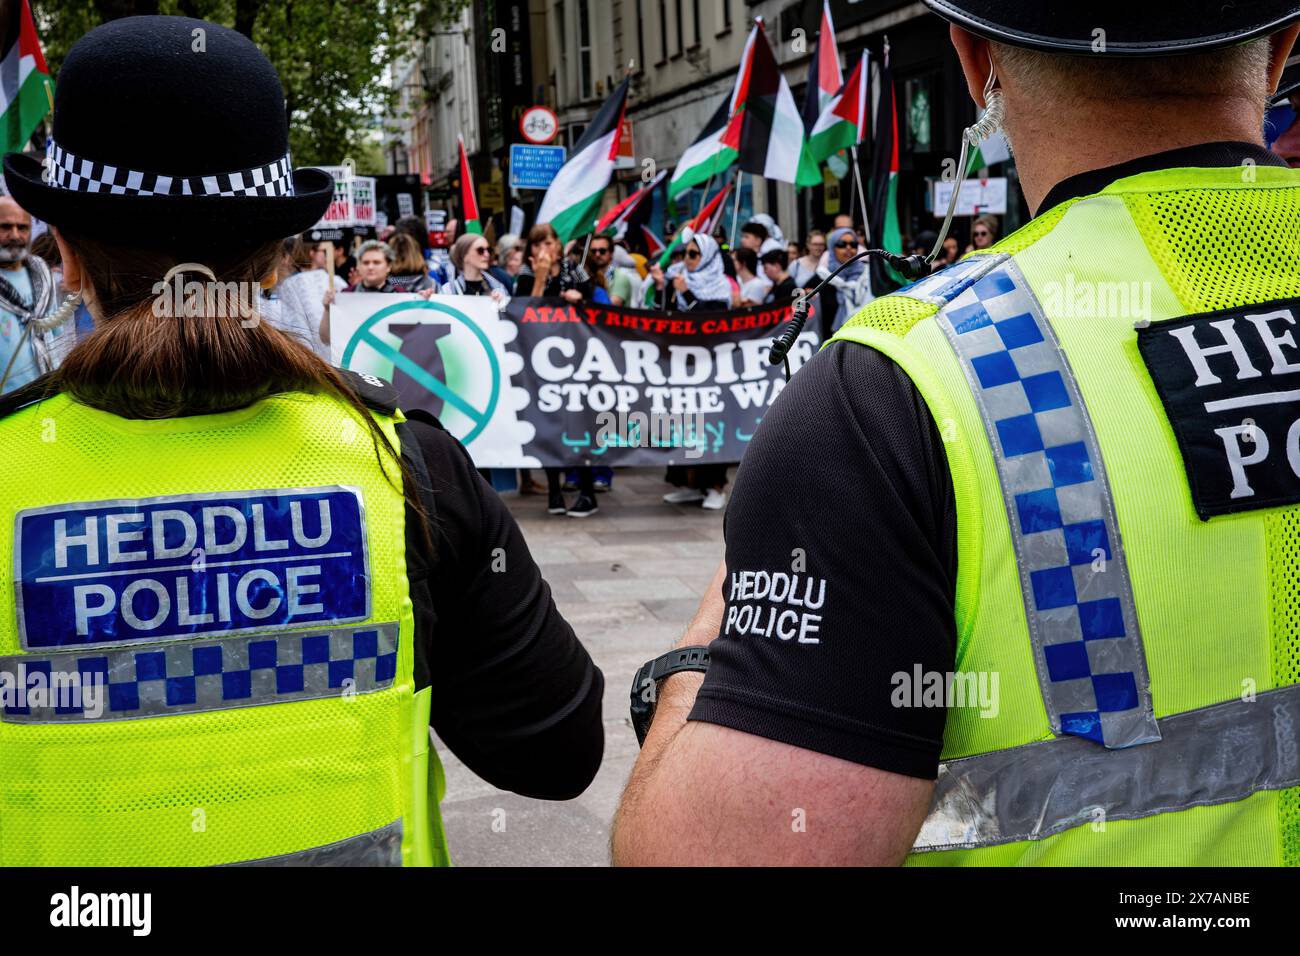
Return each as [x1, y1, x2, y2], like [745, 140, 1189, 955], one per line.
[509, 144, 567, 190]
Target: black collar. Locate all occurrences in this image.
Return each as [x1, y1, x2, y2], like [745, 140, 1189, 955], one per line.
[1038, 141, 1287, 216]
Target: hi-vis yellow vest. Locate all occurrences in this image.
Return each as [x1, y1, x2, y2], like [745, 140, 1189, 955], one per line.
[832, 165, 1300, 865]
[0, 388, 448, 866]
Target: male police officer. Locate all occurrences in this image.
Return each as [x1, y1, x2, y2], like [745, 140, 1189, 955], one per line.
[615, 2, 1300, 865]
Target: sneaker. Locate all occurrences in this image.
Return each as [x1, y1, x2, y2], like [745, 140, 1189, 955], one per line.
[547, 492, 567, 515]
[566, 493, 599, 517]
[663, 488, 705, 504]
[702, 488, 727, 511]
[593, 478, 612, 493]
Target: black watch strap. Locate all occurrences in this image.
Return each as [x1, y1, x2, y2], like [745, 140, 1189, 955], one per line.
[630, 645, 711, 747]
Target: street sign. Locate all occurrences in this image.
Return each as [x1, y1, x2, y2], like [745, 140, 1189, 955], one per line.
[520, 105, 559, 144]
[509, 143, 567, 190]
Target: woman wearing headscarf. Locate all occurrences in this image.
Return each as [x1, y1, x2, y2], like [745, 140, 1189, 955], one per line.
[1, 16, 602, 867]
[672, 233, 733, 311]
[657, 232, 734, 510]
[816, 226, 875, 333]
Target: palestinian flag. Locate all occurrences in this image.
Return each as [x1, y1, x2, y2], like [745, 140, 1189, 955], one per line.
[658, 179, 733, 266]
[457, 134, 481, 235]
[728, 20, 804, 185]
[0, 0, 49, 156]
[796, 0, 842, 187]
[536, 76, 630, 243]
[667, 97, 738, 201]
[640, 225, 665, 259]
[967, 120, 1011, 173]
[868, 48, 904, 295]
[805, 52, 866, 168]
[595, 168, 665, 236]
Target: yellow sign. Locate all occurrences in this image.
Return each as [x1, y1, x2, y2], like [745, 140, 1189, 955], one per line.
[822, 167, 841, 215]
[481, 182, 505, 213]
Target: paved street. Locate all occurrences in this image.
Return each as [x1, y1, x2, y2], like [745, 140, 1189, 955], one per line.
[435, 467, 727, 866]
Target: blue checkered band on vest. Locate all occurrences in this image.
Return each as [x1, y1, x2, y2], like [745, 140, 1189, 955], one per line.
[0, 623, 398, 722]
[917, 253, 1161, 750]
[43, 139, 295, 198]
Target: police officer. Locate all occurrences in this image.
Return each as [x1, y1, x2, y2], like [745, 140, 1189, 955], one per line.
[615, 2, 1300, 865]
[0, 17, 603, 866]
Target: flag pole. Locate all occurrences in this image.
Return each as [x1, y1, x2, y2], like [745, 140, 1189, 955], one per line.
[698, 173, 716, 219]
[581, 221, 596, 263]
[729, 170, 744, 247]
[850, 145, 869, 241]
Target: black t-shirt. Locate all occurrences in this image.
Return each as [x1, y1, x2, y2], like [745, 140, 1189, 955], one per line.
[687, 341, 958, 779]
[0, 372, 604, 802]
[687, 140, 1283, 780]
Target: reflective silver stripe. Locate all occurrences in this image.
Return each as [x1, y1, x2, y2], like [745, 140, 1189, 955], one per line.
[225, 820, 404, 867]
[934, 256, 1159, 749]
[914, 684, 1300, 851]
[0, 623, 398, 722]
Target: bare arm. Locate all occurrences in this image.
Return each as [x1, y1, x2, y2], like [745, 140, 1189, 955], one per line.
[611, 564, 935, 866]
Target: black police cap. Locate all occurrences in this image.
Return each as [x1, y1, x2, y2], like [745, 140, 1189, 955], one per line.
[924, 1, 1300, 56]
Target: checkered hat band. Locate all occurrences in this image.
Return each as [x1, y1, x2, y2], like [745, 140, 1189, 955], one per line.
[43, 139, 295, 199]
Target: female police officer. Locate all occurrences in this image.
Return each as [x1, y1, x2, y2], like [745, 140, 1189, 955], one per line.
[0, 16, 602, 866]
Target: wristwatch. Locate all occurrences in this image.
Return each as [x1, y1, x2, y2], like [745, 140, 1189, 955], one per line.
[629, 645, 711, 747]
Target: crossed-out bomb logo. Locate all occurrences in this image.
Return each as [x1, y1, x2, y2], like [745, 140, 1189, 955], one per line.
[340, 298, 539, 465]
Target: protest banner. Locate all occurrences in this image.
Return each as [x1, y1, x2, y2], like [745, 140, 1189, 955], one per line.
[328, 294, 822, 467]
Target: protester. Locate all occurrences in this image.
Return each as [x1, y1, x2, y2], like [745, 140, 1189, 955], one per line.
[761, 248, 796, 302]
[786, 241, 800, 264]
[791, 230, 825, 286]
[492, 232, 523, 287]
[586, 234, 633, 306]
[942, 234, 961, 265]
[441, 233, 508, 300]
[968, 213, 999, 251]
[388, 233, 437, 292]
[732, 246, 770, 306]
[516, 223, 592, 301]
[320, 240, 433, 347]
[0, 197, 78, 395]
[275, 237, 332, 359]
[747, 213, 785, 247]
[332, 241, 357, 287]
[909, 229, 942, 274]
[738, 221, 767, 252]
[817, 226, 874, 332]
[515, 223, 597, 516]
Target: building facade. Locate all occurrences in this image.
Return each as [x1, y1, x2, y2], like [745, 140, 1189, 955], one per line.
[385, 0, 1028, 252]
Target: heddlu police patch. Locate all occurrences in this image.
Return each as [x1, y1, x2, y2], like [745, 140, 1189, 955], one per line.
[1138, 298, 1300, 519]
[15, 487, 369, 649]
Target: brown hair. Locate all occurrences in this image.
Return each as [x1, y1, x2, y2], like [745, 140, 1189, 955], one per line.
[389, 233, 427, 275]
[288, 237, 318, 272]
[22, 232, 431, 541]
[526, 222, 558, 252]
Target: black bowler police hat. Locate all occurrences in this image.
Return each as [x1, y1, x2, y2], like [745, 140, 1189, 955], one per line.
[4, 15, 333, 250]
[923, 0, 1300, 56]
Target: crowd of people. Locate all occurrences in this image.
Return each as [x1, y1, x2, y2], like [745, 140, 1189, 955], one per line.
[5, 187, 998, 520]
